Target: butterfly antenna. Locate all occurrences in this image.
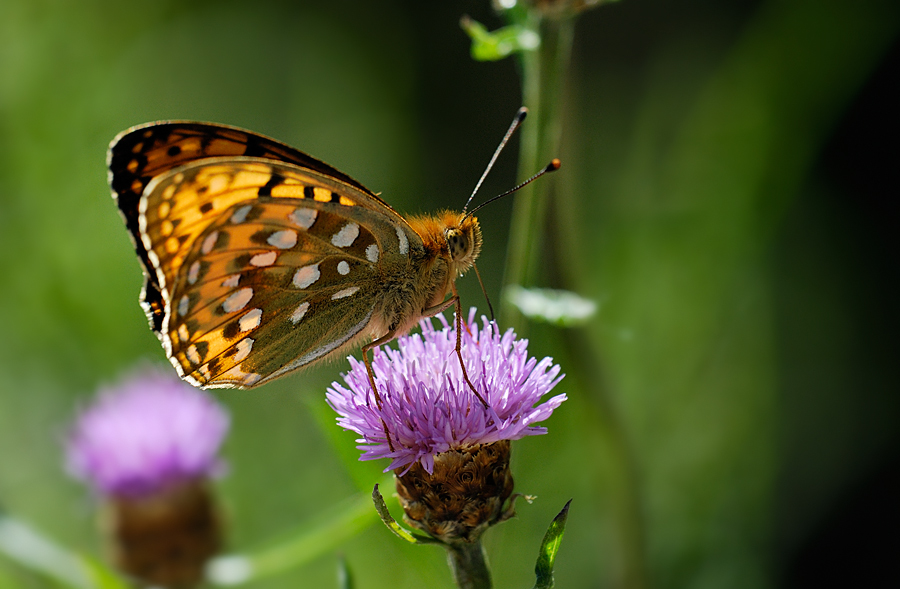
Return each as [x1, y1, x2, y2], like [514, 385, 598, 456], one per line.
[464, 158, 561, 220]
[472, 263, 495, 322]
[462, 107, 529, 214]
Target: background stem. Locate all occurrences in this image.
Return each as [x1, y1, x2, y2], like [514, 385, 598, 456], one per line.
[500, 13, 575, 333]
[498, 5, 649, 588]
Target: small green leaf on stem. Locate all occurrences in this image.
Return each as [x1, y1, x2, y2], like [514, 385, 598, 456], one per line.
[460, 15, 539, 61]
[372, 484, 438, 545]
[533, 499, 573, 589]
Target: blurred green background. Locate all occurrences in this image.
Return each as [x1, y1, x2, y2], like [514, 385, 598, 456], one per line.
[1, 0, 897, 587]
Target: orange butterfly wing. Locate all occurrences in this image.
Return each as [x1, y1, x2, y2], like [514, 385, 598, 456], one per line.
[109, 124, 424, 388]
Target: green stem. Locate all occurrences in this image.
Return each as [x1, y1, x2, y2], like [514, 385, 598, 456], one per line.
[445, 540, 492, 589]
[501, 13, 575, 333]
[497, 6, 648, 588]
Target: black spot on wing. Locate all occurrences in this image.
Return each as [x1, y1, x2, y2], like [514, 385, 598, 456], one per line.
[223, 320, 240, 340]
[257, 172, 284, 198]
[194, 340, 209, 361]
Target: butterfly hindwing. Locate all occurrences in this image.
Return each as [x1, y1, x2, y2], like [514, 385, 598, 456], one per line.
[135, 156, 422, 388]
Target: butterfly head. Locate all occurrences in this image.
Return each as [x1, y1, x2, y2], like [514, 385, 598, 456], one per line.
[444, 213, 482, 276]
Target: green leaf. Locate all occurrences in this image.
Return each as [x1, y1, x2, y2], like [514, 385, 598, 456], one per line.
[0, 516, 93, 589]
[336, 554, 354, 589]
[532, 500, 572, 589]
[78, 556, 130, 589]
[371, 484, 438, 545]
[207, 487, 381, 585]
[460, 16, 539, 62]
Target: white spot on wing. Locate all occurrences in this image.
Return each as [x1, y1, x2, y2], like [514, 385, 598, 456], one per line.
[223, 287, 253, 313]
[178, 295, 190, 317]
[201, 231, 219, 254]
[290, 301, 310, 324]
[289, 208, 317, 229]
[268, 229, 298, 249]
[250, 251, 277, 267]
[337, 261, 350, 275]
[366, 244, 379, 263]
[331, 286, 359, 300]
[222, 274, 240, 288]
[292, 264, 320, 289]
[233, 338, 254, 362]
[239, 308, 262, 332]
[218, 366, 261, 387]
[231, 205, 253, 224]
[187, 344, 201, 365]
[395, 225, 409, 255]
[187, 261, 201, 284]
[178, 324, 190, 341]
[331, 223, 360, 247]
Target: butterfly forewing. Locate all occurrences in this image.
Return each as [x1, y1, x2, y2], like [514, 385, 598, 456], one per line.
[130, 153, 422, 388]
[109, 122, 384, 332]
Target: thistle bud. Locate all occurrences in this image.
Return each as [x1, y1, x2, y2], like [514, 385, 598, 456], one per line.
[395, 441, 514, 544]
[66, 368, 229, 588]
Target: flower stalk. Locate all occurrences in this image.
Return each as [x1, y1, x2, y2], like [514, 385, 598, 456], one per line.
[446, 540, 492, 589]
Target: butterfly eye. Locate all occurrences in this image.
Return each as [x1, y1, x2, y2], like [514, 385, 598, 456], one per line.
[445, 228, 469, 261]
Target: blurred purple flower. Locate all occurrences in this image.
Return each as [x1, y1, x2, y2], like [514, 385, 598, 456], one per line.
[327, 310, 566, 474]
[67, 368, 229, 496]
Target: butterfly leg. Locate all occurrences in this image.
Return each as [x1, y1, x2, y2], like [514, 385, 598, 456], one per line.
[420, 288, 489, 408]
[362, 334, 399, 452]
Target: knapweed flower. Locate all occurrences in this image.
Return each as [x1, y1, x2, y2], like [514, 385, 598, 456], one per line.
[327, 310, 566, 474]
[67, 368, 229, 496]
[328, 310, 566, 543]
[66, 368, 229, 588]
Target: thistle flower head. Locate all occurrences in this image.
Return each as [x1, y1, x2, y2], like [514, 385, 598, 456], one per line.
[327, 310, 566, 474]
[66, 368, 229, 497]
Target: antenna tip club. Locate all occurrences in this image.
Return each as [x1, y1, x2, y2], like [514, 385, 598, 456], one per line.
[546, 158, 562, 172]
[516, 107, 528, 121]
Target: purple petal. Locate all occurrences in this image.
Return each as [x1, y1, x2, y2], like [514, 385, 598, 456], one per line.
[66, 368, 229, 496]
[326, 310, 566, 473]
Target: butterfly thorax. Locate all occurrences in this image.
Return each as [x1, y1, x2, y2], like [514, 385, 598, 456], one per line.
[372, 211, 482, 336]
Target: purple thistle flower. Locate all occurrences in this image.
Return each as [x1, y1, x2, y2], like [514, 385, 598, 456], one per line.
[66, 368, 229, 497]
[327, 310, 566, 474]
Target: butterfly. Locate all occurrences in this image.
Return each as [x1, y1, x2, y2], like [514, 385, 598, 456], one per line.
[108, 120, 496, 404]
